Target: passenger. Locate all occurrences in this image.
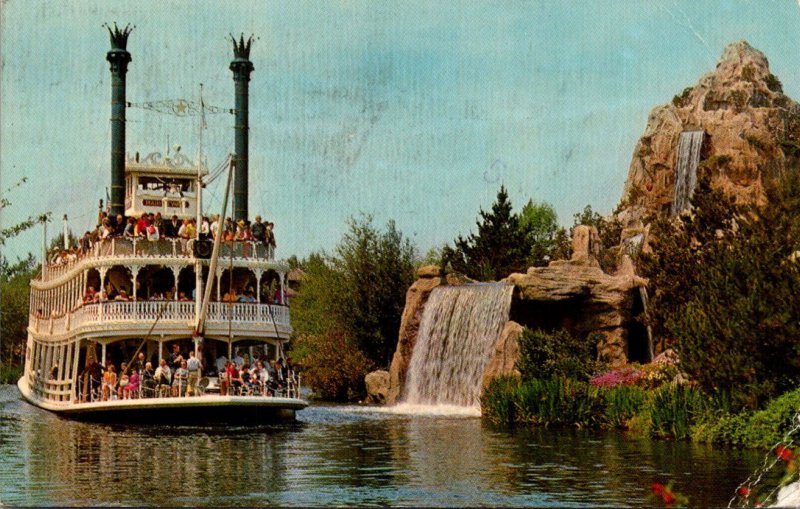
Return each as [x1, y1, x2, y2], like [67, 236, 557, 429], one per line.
[186, 350, 202, 396]
[153, 212, 164, 235]
[233, 350, 244, 369]
[222, 289, 237, 302]
[172, 360, 189, 397]
[178, 291, 191, 302]
[240, 365, 252, 391]
[154, 359, 172, 396]
[114, 289, 130, 301]
[251, 215, 266, 243]
[100, 218, 114, 240]
[215, 354, 228, 374]
[209, 214, 220, 240]
[141, 362, 156, 398]
[117, 363, 129, 400]
[146, 222, 160, 241]
[164, 215, 181, 238]
[168, 343, 184, 371]
[113, 213, 126, 236]
[123, 370, 139, 399]
[79, 231, 92, 255]
[223, 217, 235, 241]
[102, 363, 117, 401]
[254, 361, 268, 395]
[199, 216, 210, 240]
[228, 362, 243, 394]
[135, 213, 149, 237]
[83, 286, 97, 304]
[133, 352, 146, 375]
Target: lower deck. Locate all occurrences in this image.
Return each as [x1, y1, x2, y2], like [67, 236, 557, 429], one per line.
[18, 378, 307, 423]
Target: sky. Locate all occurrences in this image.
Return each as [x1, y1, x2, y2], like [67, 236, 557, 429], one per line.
[2, 0, 799, 262]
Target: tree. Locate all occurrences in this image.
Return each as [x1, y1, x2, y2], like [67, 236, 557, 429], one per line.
[288, 216, 417, 399]
[519, 199, 566, 266]
[446, 185, 532, 281]
[641, 172, 800, 409]
[0, 177, 49, 369]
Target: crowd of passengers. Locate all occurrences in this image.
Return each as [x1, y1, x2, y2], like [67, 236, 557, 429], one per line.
[78, 344, 299, 402]
[48, 210, 276, 267]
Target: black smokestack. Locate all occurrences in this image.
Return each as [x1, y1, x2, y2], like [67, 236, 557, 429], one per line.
[230, 34, 254, 222]
[105, 23, 133, 218]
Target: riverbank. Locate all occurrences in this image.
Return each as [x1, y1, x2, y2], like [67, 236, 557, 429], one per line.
[482, 375, 800, 450]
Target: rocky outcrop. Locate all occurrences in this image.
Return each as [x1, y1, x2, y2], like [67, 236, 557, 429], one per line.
[364, 370, 390, 405]
[619, 41, 800, 231]
[386, 265, 445, 405]
[503, 229, 649, 367]
[481, 320, 523, 390]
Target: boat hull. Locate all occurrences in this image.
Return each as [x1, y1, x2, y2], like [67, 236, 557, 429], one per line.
[17, 378, 308, 424]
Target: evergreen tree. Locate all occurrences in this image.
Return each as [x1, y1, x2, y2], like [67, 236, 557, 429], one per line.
[446, 186, 532, 281]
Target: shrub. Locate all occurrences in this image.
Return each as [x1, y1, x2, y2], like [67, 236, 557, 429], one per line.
[293, 330, 374, 402]
[516, 328, 600, 382]
[603, 385, 648, 429]
[0, 362, 23, 385]
[481, 375, 520, 427]
[590, 366, 642, 388]
[646, 385, 706, 440]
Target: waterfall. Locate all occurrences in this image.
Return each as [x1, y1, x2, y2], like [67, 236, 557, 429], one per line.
[403, 283, 514, 408]
[671, 130, 705, 216]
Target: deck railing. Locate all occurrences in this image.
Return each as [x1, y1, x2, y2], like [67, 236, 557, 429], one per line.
[32, 301, 290, 335]
[42, 238, 276, 281]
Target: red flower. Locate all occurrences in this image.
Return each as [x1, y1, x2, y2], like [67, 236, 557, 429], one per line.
[652, 482, 666, 495]
[776, 445, 793, 462]
[737, 486, 751, 497]
[662, 490, 677, 505]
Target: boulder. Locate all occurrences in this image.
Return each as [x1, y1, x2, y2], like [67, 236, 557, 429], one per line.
[619, 41, 800, 222]
[364, 370, 390, 405]
[481, 320, 523, 390]
[417, 264, 443, 278]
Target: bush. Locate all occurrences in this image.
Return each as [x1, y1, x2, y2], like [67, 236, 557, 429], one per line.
[0, 363, 23, 385]
[292, 330, 374, 402]
[517, 328, 599, 382]
[481, 375, 520, 427]
[603, 385, 648, 429]
[644, 385, 706, 440]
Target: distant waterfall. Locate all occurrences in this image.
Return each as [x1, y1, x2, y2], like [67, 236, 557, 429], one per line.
[671, 131, 705, 216]
[403, 283, 514, 407]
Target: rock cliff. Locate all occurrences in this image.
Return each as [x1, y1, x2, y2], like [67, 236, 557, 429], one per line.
[619, 41, 800, 230]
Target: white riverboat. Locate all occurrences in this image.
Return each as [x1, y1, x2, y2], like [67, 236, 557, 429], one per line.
[17, 24, 308, 422]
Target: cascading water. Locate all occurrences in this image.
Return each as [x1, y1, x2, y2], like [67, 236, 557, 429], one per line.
[670, 130, 705, 216]
[402, 283, 514, 408]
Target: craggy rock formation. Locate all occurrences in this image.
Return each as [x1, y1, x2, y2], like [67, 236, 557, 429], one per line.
[364, 370, 390, 405]
[504, 228, 648, 368]
[481, 320, 523, 390]
[619, 41, 800, 231]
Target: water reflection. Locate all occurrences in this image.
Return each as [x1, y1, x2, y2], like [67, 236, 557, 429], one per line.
[0, 388, 766, 507]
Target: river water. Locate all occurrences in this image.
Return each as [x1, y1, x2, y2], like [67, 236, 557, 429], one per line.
[0, 386, 765, 507]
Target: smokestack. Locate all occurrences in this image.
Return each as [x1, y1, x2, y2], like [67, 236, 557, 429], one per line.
[105, 23, 133, 218]
[230, 34, 254, 222]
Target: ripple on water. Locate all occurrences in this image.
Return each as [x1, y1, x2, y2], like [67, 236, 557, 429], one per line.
[0, 386, 768, 507]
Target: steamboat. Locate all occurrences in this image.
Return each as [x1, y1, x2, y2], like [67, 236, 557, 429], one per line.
[17, 24, 308, 422]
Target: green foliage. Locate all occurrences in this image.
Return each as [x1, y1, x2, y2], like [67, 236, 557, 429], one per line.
[644, 171, 800, 409]
[0, 254, 37, 368]
[519, 199, 566, 267]
[512, 378, 603, 428]
[672, 87, 693, 108]
[481, 375, 520, 427]
[289, 216, 416, 399]
[603, 385, 649, 428]
[516, 328, 599, 382]
[445, 186, 532, 281]
[0, 363, 23, 384]
[644, 385, 707, 439]
[292, 330, 374, 401]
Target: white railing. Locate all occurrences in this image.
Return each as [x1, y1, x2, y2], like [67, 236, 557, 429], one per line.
[32, 302, 290, 335]
[41, 238, 277, 282]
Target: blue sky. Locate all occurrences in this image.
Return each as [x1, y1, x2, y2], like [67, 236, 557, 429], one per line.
[2, 1, 799, 262]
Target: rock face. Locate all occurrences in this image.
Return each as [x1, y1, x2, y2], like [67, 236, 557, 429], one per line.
[386, 265, 445, 405]
[481, 320, 523, 390]
[364, 370, 390, 405]
[619, 41, 800, 229]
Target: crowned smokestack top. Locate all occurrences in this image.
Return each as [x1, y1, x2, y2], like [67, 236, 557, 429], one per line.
[230, 33, 254, 222]
[105, 23, 134, 217]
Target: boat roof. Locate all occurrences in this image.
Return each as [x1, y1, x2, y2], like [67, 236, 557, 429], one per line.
[126, 151, 209, 177]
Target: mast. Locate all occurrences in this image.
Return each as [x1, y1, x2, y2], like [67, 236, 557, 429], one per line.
[195, 158, 235, 336]
[105, 23, 133, 218]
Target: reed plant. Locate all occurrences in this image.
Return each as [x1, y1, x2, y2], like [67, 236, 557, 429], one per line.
[481, 375, 520, 426]
[603, 385, 649, 429]
[643, 384, 706, 439]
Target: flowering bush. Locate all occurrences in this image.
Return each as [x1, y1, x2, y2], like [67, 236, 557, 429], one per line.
[590, 366, 642, 388]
